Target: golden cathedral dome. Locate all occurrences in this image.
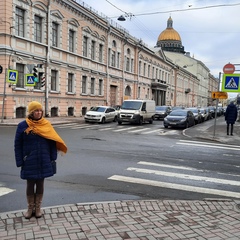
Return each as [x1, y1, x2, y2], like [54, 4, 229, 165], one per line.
[156, 16, 185, 54]
[158, 28, 181, 41]
[157, 16, 181, 41]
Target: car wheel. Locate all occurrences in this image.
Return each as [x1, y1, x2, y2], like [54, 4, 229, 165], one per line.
[149, 117, 153, 124]
[139, 117, 143, 125]
[101, 117, 106, 124]
[164, 125, 168, 128]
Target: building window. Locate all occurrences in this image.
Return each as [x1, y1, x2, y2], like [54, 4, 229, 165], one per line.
[139, 61, 142, 75]
[82, 75, 87, 94]
[34, 15, 42, 42]
[69, 29, 75, 52]
[16, 63, 24, 88]
[99, 79, 103, 95]
[52, 22, 58, 47]
[16, 7, 24, 37]
[90, 77, 95, 95]
[91, 40, 96, 60]
[138, 86, 141, 98]
[111, 50, 116, 67]
[143, 63, 146, 76]
[68, 73, 74, 93]
[126, 57, 130, 71]
[117, 53, 120, 68]
[51, 70, 57, 91]
[148, 65, 150, 78]
[99, 44, 103, 62]
[83, 36, 88, 57]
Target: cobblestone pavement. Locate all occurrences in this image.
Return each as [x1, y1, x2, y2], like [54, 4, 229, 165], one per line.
[1, 116, 240, 239]
[1, 199, 240, 240]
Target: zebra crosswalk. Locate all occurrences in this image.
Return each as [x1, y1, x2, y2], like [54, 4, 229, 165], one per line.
[55, 123, 178, 135]
[108, 141, 240, 199]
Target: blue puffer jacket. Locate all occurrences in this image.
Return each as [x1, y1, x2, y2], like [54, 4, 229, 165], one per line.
[14, 120, 57, 180]
[225, 102, 238, 124]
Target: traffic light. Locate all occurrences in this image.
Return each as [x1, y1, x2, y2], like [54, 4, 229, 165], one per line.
[32, 66, 38, 82]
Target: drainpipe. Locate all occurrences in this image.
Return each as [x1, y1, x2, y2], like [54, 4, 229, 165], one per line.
[106, 24, 111, 106]
[45, 0, 51, 117]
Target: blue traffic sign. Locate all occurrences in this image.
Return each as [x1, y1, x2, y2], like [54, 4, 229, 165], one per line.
[222, 74, 240, 92]
[25, 74, 36, 86]
[7, 69, 18, 83]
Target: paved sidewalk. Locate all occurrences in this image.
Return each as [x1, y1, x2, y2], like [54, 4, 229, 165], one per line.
[1, 199, 240, 240]
[1, 116, 240, 239]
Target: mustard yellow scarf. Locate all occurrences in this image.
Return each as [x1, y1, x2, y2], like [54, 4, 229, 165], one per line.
[25, 117, 67, 154]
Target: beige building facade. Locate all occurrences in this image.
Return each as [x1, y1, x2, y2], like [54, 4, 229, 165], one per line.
[0, 0, 218, 120]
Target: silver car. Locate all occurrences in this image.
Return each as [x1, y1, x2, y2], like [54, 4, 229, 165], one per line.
[84, 106, 117, 123]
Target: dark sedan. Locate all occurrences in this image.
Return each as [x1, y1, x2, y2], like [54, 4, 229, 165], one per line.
[163, 109, 195, 129]
[154, 105, 172, 120]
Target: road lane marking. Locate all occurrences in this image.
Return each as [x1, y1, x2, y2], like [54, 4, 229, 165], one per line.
[55, 123, 80, 128]
[128, 128, 151, 133]
[127, 167, 240, 186]
[99, 127, 115, 131]
[179, 140, 239, 149]
[138, 161, 204, 172]
[141, 129, 161, 134]
[108, 175, 240, 199]
[113, 126, 138, 132]
[0, 187, 15, 197]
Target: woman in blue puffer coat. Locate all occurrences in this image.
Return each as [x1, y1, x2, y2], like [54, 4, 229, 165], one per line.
[14, 101, 67, 219]
[225, 101, 238, 135]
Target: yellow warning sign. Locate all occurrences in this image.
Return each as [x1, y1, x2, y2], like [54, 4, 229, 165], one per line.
[211, 91, 228, 99]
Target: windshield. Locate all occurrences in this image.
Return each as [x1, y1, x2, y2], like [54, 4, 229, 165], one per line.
[156, 106, 166, 111]
[169, 110, 187, 116]
[121, 101, 142, 110]
[187, 108, 198, 113]
[90, 107, 106, 112]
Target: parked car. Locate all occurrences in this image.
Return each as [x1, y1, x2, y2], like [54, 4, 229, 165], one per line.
[207, 106, 216, 118]
[186, 107, 202, 124]
[199, 108, 208, 122]
[154, 105, 172, 120]
[163, 109, 195, 129]
[172, 106, 185, 111]
[84, 106, 117, 123]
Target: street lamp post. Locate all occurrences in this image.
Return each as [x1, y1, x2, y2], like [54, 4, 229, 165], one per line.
[1, 68, 7, 123]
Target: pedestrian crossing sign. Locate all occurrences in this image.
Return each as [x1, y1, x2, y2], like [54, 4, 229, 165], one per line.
[25, 74, 36, 86]
[7, 69, 18, 83]
[222, 74, 240, 92]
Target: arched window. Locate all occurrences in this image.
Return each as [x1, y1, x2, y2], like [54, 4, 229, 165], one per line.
[125, 85, 131, 96]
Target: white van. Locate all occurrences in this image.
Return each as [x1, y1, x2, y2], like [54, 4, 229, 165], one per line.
[117, 99, 156, 125]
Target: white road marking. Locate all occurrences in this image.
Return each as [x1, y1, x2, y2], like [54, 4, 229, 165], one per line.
[177, 142, 240, 151]
[128, 128, 151, 133]
[113, 126, 138, 132]
[98, 127, 115, 131]
[55, 123, 80, 128]
[141, 129, 161, 134]
[108, 175, 240, 198]
[138, 161, 204, 172]
[0, 187, 15, 197]
[127, 167, 240, 186]
[179, 139, 239, 149]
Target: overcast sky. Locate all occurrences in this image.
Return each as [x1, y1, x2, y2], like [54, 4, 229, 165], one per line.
[84, 0, 240, 76]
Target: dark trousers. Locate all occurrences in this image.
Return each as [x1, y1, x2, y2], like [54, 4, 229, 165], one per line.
[227, 123, 233, 135]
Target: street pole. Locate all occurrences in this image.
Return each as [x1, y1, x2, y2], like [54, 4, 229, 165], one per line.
[1, 68, 7, 123]
[213, 72, 222, 137]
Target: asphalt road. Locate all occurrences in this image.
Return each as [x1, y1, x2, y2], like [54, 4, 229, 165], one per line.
[0, 119, 240, 213]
